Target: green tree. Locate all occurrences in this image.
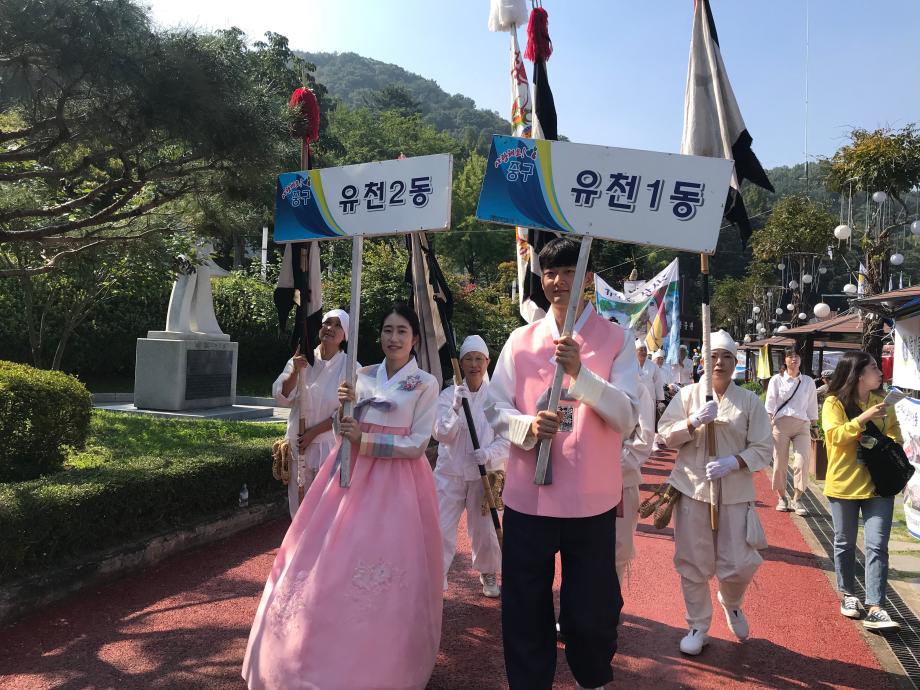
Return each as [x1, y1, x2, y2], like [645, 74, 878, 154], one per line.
[438, 153, 514, 283]
[823, 125, 920, 355]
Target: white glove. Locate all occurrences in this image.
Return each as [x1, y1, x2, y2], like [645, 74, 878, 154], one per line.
[452, 383, 470, 412]
[690, 400, 719, 428]
[705, 455, 740, 480]
[472, 448, 488, 466]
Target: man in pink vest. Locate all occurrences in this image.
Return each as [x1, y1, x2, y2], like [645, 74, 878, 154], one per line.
[486, 238, 640, 690]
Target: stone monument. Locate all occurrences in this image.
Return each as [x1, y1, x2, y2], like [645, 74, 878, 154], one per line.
[134, 244, 239, 411]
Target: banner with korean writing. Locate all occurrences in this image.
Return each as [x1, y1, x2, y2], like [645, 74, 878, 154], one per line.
[274, 153, 453, 242]
[894, 314, 920, 390]
[894, 396, 920, 541]
[476, 135, 733, 253]
[594, 259, 682, 363]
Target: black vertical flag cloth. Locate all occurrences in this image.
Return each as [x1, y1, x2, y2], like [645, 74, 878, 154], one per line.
[681, 0, 774, 246]
[405, 232, 454, 384]
[517, 5, 559, 322]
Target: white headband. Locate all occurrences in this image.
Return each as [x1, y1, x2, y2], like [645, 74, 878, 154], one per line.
[709, 329, 737, 358]
[652, 350, 665, 359]
[459, 335, 489, 359]
[322, 309, 350, 339]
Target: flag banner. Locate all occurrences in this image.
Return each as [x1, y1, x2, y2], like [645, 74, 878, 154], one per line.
[477, 135, 733, 253]
[894, 396, 920, 540]
[594, 259, 682, 362]
[894, 314, 920, 390]
[858, 262, 868, 296]
[275, 154, 453, 242]
[406, 232, 452, 386]
[681, 0, 774, 245]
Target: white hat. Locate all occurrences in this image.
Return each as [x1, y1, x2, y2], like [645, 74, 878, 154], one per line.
[652, 349, 665, 359]
[709, 329, 737, 358]
[459, 334, 489, 359]
[634, 338, 648, 351]
[322, 309, 350, 339]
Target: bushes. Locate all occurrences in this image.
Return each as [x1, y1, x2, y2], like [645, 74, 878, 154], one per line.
[211, 273, 291, 373]
[0, 362, 91, 481]
[0, 411, 285, 583]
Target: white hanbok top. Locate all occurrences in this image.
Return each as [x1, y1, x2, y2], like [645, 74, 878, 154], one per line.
[622, 384, 655, 489]
[433, 381, 509, 481]
[274, 347, 354, 470]
[638, 357, 664, 402]
[669, 359, 694, 386]
[345, 358, 439, 459]
[659, 381, 772, 505]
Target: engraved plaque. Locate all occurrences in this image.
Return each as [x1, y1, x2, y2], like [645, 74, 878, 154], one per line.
[185, 349, 232, 400]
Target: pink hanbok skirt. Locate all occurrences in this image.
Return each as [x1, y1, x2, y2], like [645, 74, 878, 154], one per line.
[242, 424, 443, 690]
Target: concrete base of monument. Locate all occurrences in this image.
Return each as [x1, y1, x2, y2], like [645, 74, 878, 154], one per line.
[94, 401, 275, 421]
[134, 336, 238, 411]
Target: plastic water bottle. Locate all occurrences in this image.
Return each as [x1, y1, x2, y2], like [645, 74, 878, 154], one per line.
[239, 484, 249, 508]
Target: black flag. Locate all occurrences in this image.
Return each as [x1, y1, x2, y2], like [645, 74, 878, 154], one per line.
[681, 0, 774, 245]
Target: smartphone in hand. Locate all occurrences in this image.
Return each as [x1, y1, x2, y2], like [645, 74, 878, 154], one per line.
[882, 387, 907, 406]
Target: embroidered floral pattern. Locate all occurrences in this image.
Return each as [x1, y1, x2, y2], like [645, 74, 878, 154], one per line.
[267, 569, 314, 635]
[347, 559, 406, 617]
[396, 374, 424, 392]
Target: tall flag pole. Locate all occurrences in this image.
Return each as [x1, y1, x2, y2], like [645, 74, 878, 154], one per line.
[681, 0, 774, 529]
[406, 227, 504, 544]
[489, 0, 551, 323]
[275, 85, 324, 503]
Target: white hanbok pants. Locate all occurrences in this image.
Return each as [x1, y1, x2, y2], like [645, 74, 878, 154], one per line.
[615, 485, 641, 579]
[286, 440, 332, 519]
[435, 471, 502, 575]
[673, 496, 762, 632]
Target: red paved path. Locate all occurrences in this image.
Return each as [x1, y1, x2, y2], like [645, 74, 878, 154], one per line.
[0, 450, 897, 689]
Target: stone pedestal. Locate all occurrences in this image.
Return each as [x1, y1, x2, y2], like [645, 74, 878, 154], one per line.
[134, 336, 238, 411]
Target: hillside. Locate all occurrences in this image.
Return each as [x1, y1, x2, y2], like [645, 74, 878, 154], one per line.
[299, 51, 510, 153]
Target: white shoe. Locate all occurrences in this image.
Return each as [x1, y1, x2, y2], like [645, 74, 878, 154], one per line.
[717, 592, 749, 640]
[775, 496, 789, 512]
[480, 573, 500, 598]
[840, 595, 861, 619]
[679, 628, 708, 655]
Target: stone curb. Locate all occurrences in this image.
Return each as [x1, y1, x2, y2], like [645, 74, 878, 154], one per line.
[0, 496, 288, 625]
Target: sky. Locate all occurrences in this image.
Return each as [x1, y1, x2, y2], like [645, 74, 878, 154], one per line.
[144, 0, 920, 169]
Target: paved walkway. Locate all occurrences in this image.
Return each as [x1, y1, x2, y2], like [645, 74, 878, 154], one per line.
[0, 451, 900, 689]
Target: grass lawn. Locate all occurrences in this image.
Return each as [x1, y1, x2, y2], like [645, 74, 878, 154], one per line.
[76, 369, 276, 397]
[66, 410, 285, 471]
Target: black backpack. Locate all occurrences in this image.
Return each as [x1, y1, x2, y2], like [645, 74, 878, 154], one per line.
[845, 401, 915, 497]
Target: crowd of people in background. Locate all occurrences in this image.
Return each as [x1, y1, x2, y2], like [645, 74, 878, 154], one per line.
[244, 238, 906, 690]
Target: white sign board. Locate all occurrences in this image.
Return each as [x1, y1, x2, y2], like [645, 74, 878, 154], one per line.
[894, 315, 920, 390]
[476, 135, 734, 253]
[274, 153, 453, 242]
[895, 397, 920, 541]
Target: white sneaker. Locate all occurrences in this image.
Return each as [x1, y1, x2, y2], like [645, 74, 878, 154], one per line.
[775, 496, 789, 512]
[790, 499, 808, 517]
[679, 628, 709, 655]
[840, 595, 861, 619]
[718, 591, 749, 640]
[480, 573, 500, 598]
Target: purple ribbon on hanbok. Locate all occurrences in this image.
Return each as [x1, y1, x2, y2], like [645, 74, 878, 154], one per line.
[329, 396, 394, 478]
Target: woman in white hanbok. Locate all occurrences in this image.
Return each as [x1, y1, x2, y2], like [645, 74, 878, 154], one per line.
[273, 309, 355, 517]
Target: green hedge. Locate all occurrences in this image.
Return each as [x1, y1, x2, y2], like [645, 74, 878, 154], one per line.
[0, 411, 285, 584]
[0, 362, 92, 481]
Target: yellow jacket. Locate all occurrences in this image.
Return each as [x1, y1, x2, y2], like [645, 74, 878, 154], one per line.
[822, 392, 902, 500]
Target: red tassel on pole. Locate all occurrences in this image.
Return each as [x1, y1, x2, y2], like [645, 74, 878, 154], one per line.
[524, 7, 552, 62]
[288, 87, 320, 144]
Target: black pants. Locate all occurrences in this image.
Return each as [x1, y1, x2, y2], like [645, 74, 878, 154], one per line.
[502, 506, 623, 690]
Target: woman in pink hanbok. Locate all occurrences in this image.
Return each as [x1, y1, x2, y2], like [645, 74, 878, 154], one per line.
[242, 304, 443, 690]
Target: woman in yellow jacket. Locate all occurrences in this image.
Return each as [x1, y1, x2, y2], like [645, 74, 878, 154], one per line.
[822, 351, 902, 631]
